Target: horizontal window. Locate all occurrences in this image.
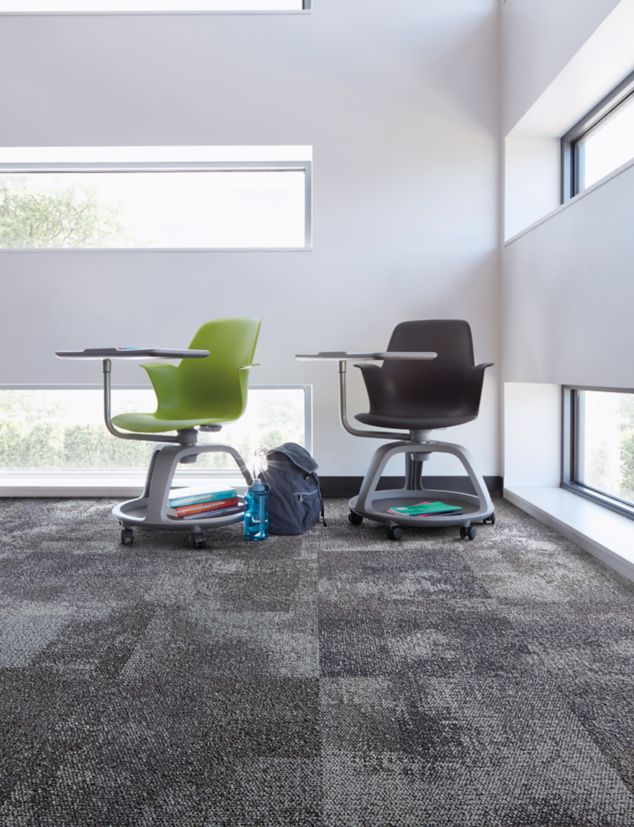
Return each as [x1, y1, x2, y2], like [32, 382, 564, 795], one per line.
[580, 93, 634, 190]
[561, 71, 634, 201]
[0, 386, 310, 477]
[0, 1, 308, 12]
[562, 387, 634, 519]
[0, 146, 312, 250]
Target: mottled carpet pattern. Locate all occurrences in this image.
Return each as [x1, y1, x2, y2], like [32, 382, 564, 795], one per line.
[1, 497, 633, 827]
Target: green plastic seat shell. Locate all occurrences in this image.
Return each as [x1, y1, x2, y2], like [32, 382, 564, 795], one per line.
[111, 318, 261, 434]
[111, 412, 236, 433]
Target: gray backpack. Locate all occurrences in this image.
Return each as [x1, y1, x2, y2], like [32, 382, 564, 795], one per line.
[261, 443, 326, 535]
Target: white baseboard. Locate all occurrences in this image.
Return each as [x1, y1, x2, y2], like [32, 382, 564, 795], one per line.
[0, 472, 243, 498]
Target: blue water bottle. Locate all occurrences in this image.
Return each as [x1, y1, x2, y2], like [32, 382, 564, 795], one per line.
[243, 478, 270, 542]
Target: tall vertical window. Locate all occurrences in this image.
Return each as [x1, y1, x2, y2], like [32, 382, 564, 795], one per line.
[0, 147, 312, 250]
[561, 71, 634, 201]
[562, 387, 634, 518]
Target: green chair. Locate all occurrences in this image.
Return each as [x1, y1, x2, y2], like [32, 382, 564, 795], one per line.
[109, 318, 261, 548]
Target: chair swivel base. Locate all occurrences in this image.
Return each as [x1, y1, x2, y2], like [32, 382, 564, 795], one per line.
[348, 437, 495, 541]
[113, 441, 252, 548]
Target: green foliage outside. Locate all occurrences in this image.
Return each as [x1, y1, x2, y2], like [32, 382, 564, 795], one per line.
[0, 389, 305, 476]
[583, 393, 634, 503]
[0, 179, 123, 248]
[621, 430, 634, 495]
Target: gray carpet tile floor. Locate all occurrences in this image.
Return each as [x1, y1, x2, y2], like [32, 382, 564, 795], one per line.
[1, 495, 633, 826]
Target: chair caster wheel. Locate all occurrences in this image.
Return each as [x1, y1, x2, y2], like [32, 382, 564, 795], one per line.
[460, 525, 476, 541]
[348, 511, 363, 526]
[483, 513, 496, 526]
[185, 531, 206, 550]
[386, 524, 402, 541]
[120, 527, 135, 546]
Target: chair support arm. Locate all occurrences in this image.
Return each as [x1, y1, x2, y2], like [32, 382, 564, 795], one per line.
[101, 359, 188, 445]
[338, 360, 411, 441]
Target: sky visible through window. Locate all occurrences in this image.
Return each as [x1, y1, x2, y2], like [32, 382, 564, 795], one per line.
[0, 170, 306, 248]
[577, 390, 634, 506]
[581, 93, 634, 190]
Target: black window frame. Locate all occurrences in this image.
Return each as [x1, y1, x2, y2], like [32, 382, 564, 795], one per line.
[561, 386, 634, 520]
[561, 70, 634, 203]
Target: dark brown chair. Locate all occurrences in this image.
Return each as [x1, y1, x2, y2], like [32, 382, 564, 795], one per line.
[344, 320, 495, 540]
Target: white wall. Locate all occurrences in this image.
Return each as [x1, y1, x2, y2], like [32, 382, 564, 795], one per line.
[504, 135, 559, 240]
[503, 162, 634, 389]
[0, 1, 500, 478]
[501, 0, 634, 490]
[503, 383, 560, 489]
[501, 0, 621, 134]
[502, 0, 634, 240]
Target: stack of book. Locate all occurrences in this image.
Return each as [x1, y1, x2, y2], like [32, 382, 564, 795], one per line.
[167, 486, 245, 521]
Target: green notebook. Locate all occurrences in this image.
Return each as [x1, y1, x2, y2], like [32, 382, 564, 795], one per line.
[387, 501, 463, 516]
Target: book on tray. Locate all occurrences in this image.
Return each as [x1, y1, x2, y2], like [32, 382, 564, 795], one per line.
[168, 486, 238, 508]
[181, 505, 245, 521]
[387, 501, 463, 517]
[167, 486, 245, 520]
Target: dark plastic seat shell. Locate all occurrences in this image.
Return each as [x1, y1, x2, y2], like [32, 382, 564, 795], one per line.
[355, 412, 476, 430]
[354, 320, 492, 432]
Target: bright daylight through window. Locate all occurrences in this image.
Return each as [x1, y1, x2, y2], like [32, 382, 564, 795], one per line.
[562, 72, 634, 200]
[0, 1, 305, 12]
[0, 146, 312, 249]
[565, 389, 634, 516]
[578, 92, 634, 191]
[0, 387, 309, 479]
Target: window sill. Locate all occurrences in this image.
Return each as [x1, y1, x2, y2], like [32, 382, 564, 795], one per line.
[504, 484, 634, 583]
[0, 471, 243, 498]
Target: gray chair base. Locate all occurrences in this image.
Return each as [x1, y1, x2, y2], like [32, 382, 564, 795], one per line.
[113, 442, 253, 546]
[349, 437, 494, 540]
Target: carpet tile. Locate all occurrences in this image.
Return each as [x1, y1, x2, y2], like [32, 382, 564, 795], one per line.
[1, 496, 633, 826]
